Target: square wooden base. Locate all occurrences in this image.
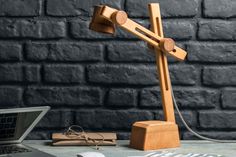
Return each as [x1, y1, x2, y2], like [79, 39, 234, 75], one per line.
[130, 121, 180, 150]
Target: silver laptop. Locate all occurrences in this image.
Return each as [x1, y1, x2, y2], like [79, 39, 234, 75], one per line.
[0, 106, 55, 157]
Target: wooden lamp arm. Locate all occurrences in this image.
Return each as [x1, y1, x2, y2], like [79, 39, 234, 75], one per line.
[100, 6, 187, 61]
[148, 3, 175, 123]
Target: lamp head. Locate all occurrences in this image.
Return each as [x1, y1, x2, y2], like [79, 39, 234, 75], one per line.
[89, 5, 115, 34]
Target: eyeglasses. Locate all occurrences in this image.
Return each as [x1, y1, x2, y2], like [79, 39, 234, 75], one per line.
[64, 125, 105, 150]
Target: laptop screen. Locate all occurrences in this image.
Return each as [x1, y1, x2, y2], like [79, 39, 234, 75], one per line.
[0, 111, 41, 141]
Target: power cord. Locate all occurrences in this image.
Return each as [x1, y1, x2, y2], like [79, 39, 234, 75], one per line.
[171, 89, 235, 143]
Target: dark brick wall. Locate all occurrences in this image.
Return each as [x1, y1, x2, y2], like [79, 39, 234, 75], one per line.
[0, 0, 236, 140]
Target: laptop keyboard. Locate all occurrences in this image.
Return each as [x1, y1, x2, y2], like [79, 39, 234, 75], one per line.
[0, 145, 31, 155]
[0, 113, 17, 139]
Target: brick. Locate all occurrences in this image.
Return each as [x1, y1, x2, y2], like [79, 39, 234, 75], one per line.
[0, 20, 21, 37]
[0, 0, 40, 16]
[40, 21, 66, 38]
[106, 89, 137, 107]
[46, 0, 81, 16]
[0, 43, 21, 61]
[163, 21, 195, 40]
[25, 87, 102, 106]
[0, 20, 65, 38]
[199, 111, 236, 129]
[221, 89, 236, 109]
[169, 65, 197, 85]
[117, 132, 130, 140]
[183, 131, 236, 140]
[26, 43, 103, 62]
[107, 42, 155, 62]
[47, 0, 123, 16]
[203, 67, 236, 86]
[155, 111, 196, 129]
[87, 64, 158, 85]
[26, 43, 49, 61]
[173, 88, 219, 109]
[187, 43, 236, 63]
[126, 0, 198, 18]
[175, 112, 196, 129]
[26, 131, 50, 140]
[0, 87, 22, 106]
[182, 132, 201, 140]
[87, 64, 197, 85]
[44, 64, 84, 83]
[24, 65, 41, 82]
[18, 20, 41, 38]
[75, 110, 153, 130]
[48, 43, 103, 61]
[140, 87, 162, 108]
[203, 0, 236, 18]
[37, 110, 73, 128]
[0, 64, 23, 82]
[198, 20, 236, 40]
[140, 87, 218, 109]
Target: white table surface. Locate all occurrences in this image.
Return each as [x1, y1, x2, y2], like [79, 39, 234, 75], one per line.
[23, 140, 236, 157]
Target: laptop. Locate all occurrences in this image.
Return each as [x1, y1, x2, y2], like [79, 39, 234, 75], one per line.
[0, 106, 55, 157]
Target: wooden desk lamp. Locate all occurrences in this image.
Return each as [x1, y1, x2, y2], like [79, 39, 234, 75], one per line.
[89, 3, 188, 150]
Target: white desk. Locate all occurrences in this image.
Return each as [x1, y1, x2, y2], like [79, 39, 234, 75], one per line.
[24, 140, 236, 157]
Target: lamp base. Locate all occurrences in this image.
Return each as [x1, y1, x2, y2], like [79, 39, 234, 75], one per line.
[130, 121, 180, 150]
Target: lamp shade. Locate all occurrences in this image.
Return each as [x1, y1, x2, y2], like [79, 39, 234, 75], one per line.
[89, 5, 115, 34]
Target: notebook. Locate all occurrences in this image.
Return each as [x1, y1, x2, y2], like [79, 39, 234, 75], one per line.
[128, 151, 223, 157]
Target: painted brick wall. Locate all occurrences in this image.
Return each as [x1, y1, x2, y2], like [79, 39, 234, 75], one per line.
[0, 0, 236, 140]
